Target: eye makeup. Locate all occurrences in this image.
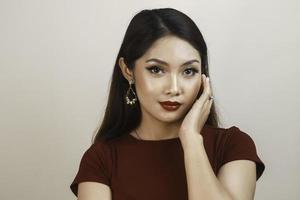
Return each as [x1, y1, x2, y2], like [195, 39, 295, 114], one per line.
[145, 65, 199, 76]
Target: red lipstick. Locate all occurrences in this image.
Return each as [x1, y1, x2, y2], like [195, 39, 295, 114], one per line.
[159, 101, 182, 111]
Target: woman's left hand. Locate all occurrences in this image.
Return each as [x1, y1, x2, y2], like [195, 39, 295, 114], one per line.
[178, 74, 213, 148]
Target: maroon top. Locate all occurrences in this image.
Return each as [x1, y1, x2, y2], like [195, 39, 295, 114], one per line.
[70, 125, 265, 199]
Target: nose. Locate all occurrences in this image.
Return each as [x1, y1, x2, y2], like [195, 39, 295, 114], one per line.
[166, 74, 181, 96]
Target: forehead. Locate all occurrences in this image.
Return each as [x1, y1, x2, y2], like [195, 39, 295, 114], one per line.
[141, 36, 201, 61]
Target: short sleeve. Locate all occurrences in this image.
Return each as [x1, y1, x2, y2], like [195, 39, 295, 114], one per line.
[219, 126, 265, 181]
[70, 141, 112, 197]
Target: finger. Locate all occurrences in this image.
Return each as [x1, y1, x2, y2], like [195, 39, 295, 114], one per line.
[204, 95, 213, 107]
[197, 96, 210, 114]
[203, 98, 210, 108]
[204, 98, 213, 114]
[210, 98, 213, 105]
[198, 74, 212, 105]
[201, 74, 206, 96]
[206, 77, 212, 98]
[203, 75, 211, 102]
[207, 100, 213, 115]
[208, 99, 213, 111]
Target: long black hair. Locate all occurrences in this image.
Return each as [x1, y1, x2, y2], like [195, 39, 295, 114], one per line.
[92, 8, 221, 143]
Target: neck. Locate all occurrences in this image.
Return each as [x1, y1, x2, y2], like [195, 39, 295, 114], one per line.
[134, 119, 180, 140]
[133, 113, 182, 140]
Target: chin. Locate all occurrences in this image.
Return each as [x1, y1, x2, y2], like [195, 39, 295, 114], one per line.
[157, 110, 184, 122]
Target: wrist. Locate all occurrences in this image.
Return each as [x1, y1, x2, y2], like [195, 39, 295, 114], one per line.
[179, 132, 204, 150]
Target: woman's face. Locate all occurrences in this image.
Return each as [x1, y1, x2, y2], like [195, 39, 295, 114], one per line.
[121, 35, 203, 123]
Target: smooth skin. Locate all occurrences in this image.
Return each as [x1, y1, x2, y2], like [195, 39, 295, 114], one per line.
[77, 35, 257, 199]
[77, 75, 256, 200]
[76, 75, 256, 200]
[178, 73, 213, 149]
[120, 35, 203, 141]
[78, 182, 111, 200]
[178, 74, 257, 200]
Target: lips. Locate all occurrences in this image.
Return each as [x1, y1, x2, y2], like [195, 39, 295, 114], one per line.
[159, 101, 181, 106]
[159, 101, 182, 111]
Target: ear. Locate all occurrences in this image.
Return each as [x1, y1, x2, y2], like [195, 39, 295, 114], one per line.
[119, 57, 134, 82]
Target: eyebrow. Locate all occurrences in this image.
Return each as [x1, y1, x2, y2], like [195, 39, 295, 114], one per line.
[145, 58, 200, 67]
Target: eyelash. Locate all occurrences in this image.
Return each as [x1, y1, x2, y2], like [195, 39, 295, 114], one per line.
[146, 65, 199, 76]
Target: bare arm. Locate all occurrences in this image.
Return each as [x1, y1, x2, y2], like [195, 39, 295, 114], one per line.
[78, 182, 112, 200]
[183, 134, 257, 200]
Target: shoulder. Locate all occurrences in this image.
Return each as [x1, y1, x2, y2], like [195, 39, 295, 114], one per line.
[89, 138, 114, 157]
[90, 135, 127, 158]
[204, 124, 258, 152]
[203, 124, 252, 140]
[223, 126, 257, 147]
[216, 126, 266, 180]
[78, 139, 114, 166]
[70, 139, 113, 197]
[202, 124, 258, 155]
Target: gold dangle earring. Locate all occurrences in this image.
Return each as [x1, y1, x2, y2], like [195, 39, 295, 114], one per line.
[125, 79, 137, 105]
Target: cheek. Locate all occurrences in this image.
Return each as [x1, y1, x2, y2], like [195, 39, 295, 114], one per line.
[135, 77, 161, 99]
[185, 78, 202, 100]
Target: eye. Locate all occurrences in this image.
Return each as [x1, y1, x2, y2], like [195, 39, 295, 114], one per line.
[146, 66, 164, 74]
[184, 68, 199, 76]
[146, 66, 199, 76]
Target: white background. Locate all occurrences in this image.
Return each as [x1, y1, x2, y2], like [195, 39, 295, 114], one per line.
[0, 0, 299, 199]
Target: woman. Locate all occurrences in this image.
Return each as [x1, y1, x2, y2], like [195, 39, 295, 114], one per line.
[70, 8, 265, 200]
